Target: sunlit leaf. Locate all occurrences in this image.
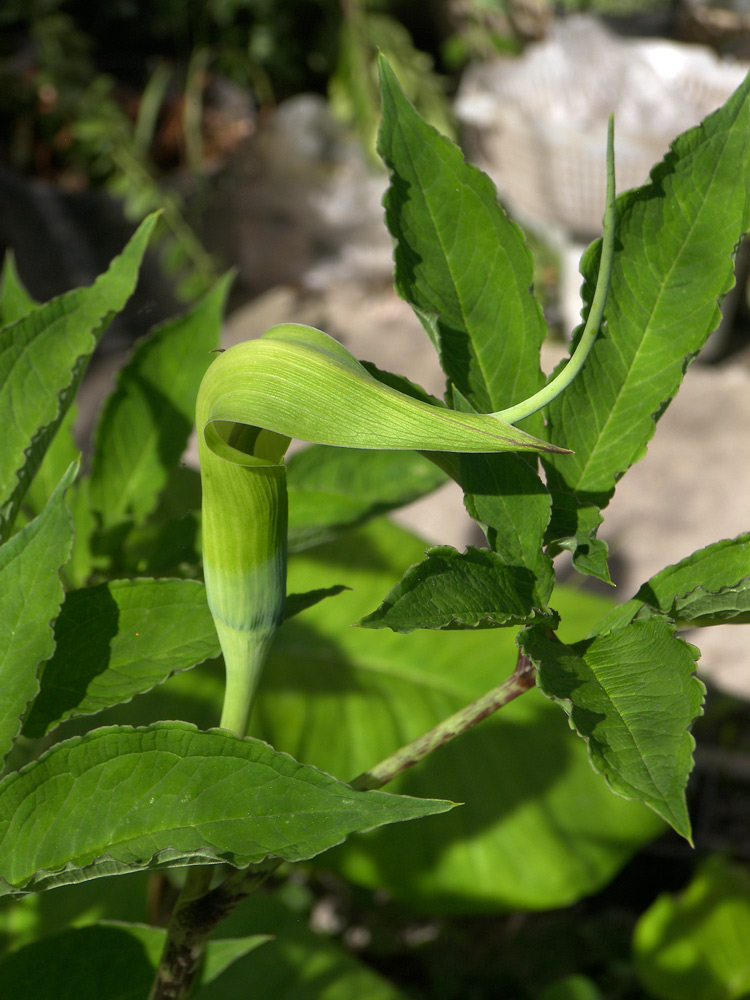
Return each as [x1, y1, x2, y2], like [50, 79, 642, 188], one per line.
[378, 55, 554, 603]
[90, 273, 231, 528]
[0, 721, 452, 896]
[0, 216, 157, 543]
[253, 519, 664, 912]
[359, 545, 559, 632]
[543, 74, 750, 580]
[634, 856, 750, 1000]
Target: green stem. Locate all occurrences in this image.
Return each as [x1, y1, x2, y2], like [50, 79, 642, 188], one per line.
[146, 867, 217, 1000]
[493, 116, 616, 425]
[217, 628, 275, 736]
[350, 650, 536, 790]
[210, 650, 537, 906]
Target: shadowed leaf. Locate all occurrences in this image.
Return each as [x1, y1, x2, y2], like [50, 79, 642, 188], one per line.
[0, 463, 76, 767]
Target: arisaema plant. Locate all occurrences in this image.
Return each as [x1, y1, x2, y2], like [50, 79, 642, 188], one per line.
[1, 51, 749, 1000]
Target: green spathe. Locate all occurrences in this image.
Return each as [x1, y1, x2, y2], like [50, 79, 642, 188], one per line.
[200, 324, 563, 455]
[196, 323, 567, 736]
[196, 61, 616, 742]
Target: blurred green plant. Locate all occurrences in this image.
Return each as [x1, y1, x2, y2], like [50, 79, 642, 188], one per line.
[0, 0, 459, 295]
[634, 856, 750, 1000]
[0, 3, 221, 300]
[330, 0, 454, 157]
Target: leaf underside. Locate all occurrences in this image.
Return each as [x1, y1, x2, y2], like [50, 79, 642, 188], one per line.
[521, 618, 704, 840]
[594, 532, 750, 633]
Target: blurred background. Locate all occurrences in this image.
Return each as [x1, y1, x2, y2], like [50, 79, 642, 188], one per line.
[3, 0, 750, 324]
[2, 3, 750, 997]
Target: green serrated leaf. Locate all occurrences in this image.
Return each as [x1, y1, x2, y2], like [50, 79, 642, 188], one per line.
[0, 922, 269, 999]
[22, 405, 79, 520]
[0, 721, 453, 896]
[594, 533, 750, 633]
[22, 579, 220, 738]
[66, 475, 97, 589]
[287, 444, 447, 551]
[521, 618, 705, 839]
[0, 215, 158, 543]
[359, 545, 559, 632]
[377, 56, 554, 600]
[633, 855, 750, 1000]
[43, 520, 659, 912]
[90, 273, 232, 528]
[543, 74, 750, 578]
[116, 464, 202, 576]
[460, 449, 555, 603]
[0, 253, 37, 327]
[0, 462, 77, 768]
[377, 54, 547, 415]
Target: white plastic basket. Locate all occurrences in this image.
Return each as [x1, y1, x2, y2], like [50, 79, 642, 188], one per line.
[455, 16, 749, 236]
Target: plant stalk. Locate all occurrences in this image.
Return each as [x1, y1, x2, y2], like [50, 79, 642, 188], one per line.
[146, 866, 216, 1000]
[350, 649, 536, 790]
